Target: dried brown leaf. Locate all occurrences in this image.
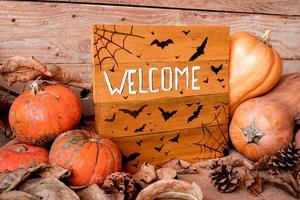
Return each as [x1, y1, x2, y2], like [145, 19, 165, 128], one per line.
[244, 172, 263, 196]
[156, 167, 177, 180]
[133, 162, 157, 188]
[20, 178, 79, 200]
[136, 179, 203, 200]
[38, 166, 70, 180]
[252, 155, 271, 170]
[0, 190, 39, 200]
[161, 159, 198, 174]
[77, 184, 110, 200]
[259, 170, 299, 198]
[0, 56, 91, 89]
[0, 164, 47, 194]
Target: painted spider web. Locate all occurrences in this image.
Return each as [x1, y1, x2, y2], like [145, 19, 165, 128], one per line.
[192, 103, 229, 160]
[93, 25, 145, 70]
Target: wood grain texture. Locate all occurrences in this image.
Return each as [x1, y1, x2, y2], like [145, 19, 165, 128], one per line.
[0, 1, 300, 65]
[39, 0, 300, 16]
[114, 124, 229, 173]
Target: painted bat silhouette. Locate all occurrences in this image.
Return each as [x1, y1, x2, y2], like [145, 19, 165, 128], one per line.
[164, 151, 170, 156]
[211, 64, 223, 75]
[189, 37, 208, 61]
[186, 103, 193, 107]
[203, 78, 209, 83]
[187, 105, 203, 123]
[122, 152, 141, 163]
[160, 136, 164, 141]
[175, 55, 180, 59]
[154, 144, 164, 152]
[182, 30, 190, 35]
[150, 39, 174, 49]
[123, 96, 128, 100]
[132, 162, 139, 168]
[169, 133, 180, 143]
[124, 127, 128, 131]
[134, 124, 146, 132]
[104, 113, 116, 122]
[136, 140, 143, 146]
[217, 78, 224, 82]
[119, 105, 148, 118]
[158, 107, 177, 121]
[214, 105, 220, 110]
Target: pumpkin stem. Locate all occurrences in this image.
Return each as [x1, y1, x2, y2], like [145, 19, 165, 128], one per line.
[241, 121, 264, 144]
[16, 145, 27, 152]
[31, 77, 43, 95]
[261, 30, 271, 44]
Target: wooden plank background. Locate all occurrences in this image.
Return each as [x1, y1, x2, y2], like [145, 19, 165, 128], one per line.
[0, 0, 299, 117]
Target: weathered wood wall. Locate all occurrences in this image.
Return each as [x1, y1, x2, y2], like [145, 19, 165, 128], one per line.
[0, 0, 299, 116]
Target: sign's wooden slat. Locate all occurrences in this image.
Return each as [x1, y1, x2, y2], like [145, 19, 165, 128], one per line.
[93, 60, 228, 103]
[95, 93, 228, 138]
[113, 124, 229, 173]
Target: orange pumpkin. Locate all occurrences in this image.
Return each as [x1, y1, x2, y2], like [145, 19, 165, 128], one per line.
[49, 130, 122, 187]
[229, 30, 282, 116]
[9, 83, 81, 145]
[230, 74, 300, 160]
[0, 143, 49, 172]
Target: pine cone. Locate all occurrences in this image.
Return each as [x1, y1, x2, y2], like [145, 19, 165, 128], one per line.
[102, 172, 136, 199]
[270, 143, 299, 171]
[209, 160, 240, 193]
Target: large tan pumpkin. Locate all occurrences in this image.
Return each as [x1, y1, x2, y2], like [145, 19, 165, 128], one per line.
[230, 73, 300, 160]
[229, 30, 282, 116]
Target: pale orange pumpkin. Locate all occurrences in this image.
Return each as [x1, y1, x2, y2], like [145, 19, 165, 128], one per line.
[230, 74, 300, 160]
[229, 30, 282, 116]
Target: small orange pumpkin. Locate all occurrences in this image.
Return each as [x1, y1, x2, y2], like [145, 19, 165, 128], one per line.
[9, 82, 81, 145]
[0, 143, 49, 172]
[49, 130, 122, 187]
[229, 30, 282, 116]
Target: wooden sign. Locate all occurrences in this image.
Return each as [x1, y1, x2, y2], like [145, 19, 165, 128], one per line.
[92, 25, 229, 172]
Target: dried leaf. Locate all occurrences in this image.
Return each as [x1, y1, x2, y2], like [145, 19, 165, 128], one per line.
[252, 155, 271, 170]
[136, 179, 203, 200]
[259, 170, 299, 198]
[0, 56, 91, 89]
[161, 159, 198, 174]
[244, 172, 263, 196]
[0, 190, 39, 200]
[133, 162, 157, 188]
[20, 178, 79, 200]
[38, 166, 70, 180]
[156, 167, 177, 180]
[0, 119, 14, 140]
[3, 138, 19, 147]
[77, 184, 110, 200]
[0, 164, 47, 194]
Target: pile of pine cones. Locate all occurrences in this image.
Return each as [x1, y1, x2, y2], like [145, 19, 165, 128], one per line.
[208, 143, 300, 197]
